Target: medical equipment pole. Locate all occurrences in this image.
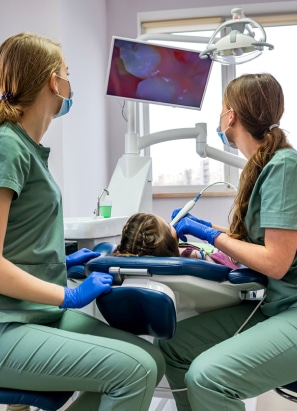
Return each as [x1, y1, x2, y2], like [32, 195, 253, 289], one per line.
[125, 101, 138, 154]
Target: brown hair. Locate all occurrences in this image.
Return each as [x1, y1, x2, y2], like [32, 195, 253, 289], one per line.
[117, 213, 180, 257]
[226, 73, 292, 240]
[0, 32, 63, 124]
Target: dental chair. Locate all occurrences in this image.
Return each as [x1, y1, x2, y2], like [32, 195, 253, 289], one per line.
[85, 246, 267, 320]
[82, 242, 297, 406]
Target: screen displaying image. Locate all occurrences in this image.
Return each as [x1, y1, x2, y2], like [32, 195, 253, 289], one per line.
[106, 36, 213, 110]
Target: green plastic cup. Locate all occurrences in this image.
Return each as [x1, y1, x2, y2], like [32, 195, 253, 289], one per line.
[99, 201, 112, 218]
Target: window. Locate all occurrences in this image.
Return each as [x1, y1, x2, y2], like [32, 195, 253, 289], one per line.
[236, 23, 297, 148]
[139, 14, 297, 195]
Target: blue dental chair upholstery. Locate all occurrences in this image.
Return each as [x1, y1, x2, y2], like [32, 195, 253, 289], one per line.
[97, 278, 177, 339]
[0, 389, 73, 410]
[67, 241, 117, 280]
[86, 254, 267, 286]
[85, 252, 268, 318]
[68, 242, 177, 339]
[81, 245, 268, 339]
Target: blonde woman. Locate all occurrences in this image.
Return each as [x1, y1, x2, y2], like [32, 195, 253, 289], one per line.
[0, 32, 165, 411]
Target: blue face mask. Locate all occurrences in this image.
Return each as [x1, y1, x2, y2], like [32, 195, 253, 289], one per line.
[54, 75, 73, 118]
[54, 92, 73, 118]
[217, 109, 237, 149]
[216, 126, 237, 149]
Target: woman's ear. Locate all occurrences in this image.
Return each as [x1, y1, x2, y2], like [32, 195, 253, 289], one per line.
[49, 72, 59, 95]
[229, 108, 236, 127]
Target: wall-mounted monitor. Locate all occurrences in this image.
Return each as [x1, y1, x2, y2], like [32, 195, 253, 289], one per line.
[106, 36, 213, 110]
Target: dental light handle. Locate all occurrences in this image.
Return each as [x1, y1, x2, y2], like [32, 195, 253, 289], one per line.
[170, 195, 201, 226]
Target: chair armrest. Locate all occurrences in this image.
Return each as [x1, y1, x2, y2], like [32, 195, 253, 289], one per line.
[67, 242, 117, 280]
[86, 255, 231, 282]
[228, 267, 268, 287]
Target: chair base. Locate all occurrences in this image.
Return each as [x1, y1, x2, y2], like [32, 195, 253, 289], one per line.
[274, 386, 297, 403]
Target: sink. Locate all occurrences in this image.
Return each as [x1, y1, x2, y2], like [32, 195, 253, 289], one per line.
[64, 215, 129, 249]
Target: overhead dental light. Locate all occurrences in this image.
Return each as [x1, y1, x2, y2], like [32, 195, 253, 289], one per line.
[200, 7, 274, 65]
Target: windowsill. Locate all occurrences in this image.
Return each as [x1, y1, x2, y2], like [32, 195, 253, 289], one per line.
[153, 190, 236, 199]
[152, 183, 237, 199]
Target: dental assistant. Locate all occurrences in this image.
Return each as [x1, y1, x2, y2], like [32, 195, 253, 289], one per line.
[157, 73, 297, 411]
[0, 32, 165, 411]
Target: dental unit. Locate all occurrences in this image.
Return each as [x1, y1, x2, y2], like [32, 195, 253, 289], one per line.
[65, 7, 274, 317]
[65, 8, 272, 313]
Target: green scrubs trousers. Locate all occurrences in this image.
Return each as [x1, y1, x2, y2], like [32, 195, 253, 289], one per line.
[157, 301, 297, 411]
[0, 309, 165, 411]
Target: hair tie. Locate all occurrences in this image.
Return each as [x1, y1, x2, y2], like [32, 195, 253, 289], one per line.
[269, 124, 279, 131]
[0, 91, 15, 104]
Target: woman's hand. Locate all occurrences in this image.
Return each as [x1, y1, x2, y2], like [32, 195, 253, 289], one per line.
[60, 272, 113, 309]
[66, 248, 100, 268]
[174, 217, 223, 245]
[171, 208, 212, 227]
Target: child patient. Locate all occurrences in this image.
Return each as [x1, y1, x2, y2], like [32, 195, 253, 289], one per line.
[116, 212, 238, 270]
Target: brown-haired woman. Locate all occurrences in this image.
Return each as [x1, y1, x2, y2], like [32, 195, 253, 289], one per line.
[156, 73, 297, 411]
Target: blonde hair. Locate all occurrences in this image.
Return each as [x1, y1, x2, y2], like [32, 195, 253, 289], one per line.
[117, 213, 180, 257]
[0, 32, 63, 124]
[226, 73, 292, 239]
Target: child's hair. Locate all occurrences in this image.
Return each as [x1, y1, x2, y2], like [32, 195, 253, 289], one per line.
[117, 212, 180, 257]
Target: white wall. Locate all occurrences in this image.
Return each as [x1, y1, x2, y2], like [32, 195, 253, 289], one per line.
[0, 0, 63, 188]
[2, 0, 297, 222]
[59, 0, 108, 218]
[0, 0, 108, 218]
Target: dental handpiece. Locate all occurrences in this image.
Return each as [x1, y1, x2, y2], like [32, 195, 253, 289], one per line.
[170, 181, 237, 227]
[170, 194, 201, 226]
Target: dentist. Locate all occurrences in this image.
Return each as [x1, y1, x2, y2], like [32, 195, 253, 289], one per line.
[0, 32, 165, 411]
[157, 73, 297, 411]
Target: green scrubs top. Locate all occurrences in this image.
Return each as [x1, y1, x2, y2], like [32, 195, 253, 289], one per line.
[0, 123, 66, 323]
[244, 148, 297, 316]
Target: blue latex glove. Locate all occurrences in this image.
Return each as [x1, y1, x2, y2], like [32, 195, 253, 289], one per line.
[60, 272, 113, 309]
[66, 248, 100, 268]
[171, 208, 212, 227]
[174, 217, 223, 246]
